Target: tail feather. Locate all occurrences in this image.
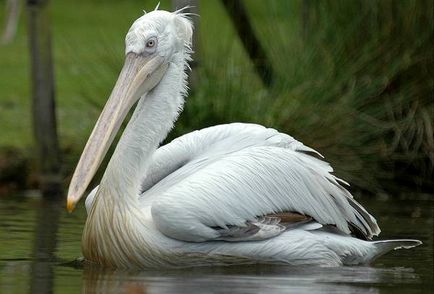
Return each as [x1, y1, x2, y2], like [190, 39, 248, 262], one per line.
[371, 239, 422, 260]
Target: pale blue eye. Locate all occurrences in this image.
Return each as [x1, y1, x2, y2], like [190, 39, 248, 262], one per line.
[146, 39, 155, 48]
[145, 37, 157, 51]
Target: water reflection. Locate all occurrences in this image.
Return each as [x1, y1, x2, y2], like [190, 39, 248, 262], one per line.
[79, 265, 421, 294]
[0, 196, 432, 293]
[30, 199, 62, 294]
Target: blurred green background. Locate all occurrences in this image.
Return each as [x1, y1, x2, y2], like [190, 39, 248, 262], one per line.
[0, 0, 432, 195]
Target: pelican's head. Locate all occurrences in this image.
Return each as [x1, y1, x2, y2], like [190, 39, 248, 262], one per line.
[126, 10, 193, 61]
[66, 10, 193, 212]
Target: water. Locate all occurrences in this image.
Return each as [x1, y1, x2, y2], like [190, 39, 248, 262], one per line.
[0, 195, 432, 293]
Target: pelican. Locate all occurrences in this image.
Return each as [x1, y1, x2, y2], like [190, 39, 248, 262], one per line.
[66, 9, 421, 269]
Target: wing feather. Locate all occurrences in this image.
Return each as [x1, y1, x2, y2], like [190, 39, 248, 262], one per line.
[140, 123, 305, 193]
[139, 123, 380, 242]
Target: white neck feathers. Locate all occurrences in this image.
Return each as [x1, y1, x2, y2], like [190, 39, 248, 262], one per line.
[101, 52, 189, 204]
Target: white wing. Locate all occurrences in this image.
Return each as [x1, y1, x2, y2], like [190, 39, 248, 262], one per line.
[140, 123, 318, 192]
[141, 123, 380, 242]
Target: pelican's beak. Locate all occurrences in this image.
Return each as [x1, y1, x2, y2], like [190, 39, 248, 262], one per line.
[66, 53, 167, 212]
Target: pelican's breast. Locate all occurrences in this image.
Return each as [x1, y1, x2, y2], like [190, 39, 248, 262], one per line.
[82, 191, 167, 268]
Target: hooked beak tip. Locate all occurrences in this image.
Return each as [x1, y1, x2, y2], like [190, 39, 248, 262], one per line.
[67, 198, 76, 213]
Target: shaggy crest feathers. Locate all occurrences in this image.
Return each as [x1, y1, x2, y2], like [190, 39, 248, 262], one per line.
[126, 10, 193, 59]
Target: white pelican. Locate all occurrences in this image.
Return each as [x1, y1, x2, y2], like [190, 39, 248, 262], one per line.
[66, 9, 421, 269]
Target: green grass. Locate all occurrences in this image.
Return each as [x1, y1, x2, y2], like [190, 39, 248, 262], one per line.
[0, 0, 432, 192]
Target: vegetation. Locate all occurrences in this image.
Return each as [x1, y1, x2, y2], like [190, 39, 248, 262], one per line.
[0, 0, 432, 194]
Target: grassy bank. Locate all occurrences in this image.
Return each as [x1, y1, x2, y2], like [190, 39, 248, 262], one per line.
[0, 0, 432, 194]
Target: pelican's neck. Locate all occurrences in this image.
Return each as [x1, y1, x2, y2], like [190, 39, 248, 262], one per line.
[100, 54, 188, 204]
[82, 54, 188, 267]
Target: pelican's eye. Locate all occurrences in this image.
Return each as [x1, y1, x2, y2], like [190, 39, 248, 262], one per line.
[143, 36, 157, 55]
[146, 39, 155, 48]
[144, 36, 158, 53]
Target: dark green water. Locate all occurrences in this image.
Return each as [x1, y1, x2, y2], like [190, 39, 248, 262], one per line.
[0, 195, 432, 293]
